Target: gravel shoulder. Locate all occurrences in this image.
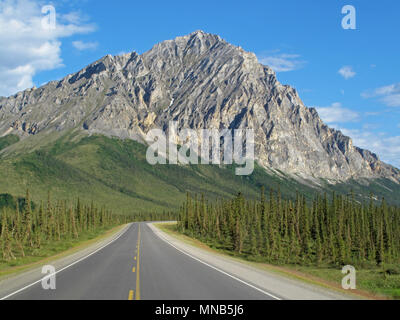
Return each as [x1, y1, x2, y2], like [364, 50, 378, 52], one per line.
[0, 224, 131, 300]
[150, 223, 365, 300]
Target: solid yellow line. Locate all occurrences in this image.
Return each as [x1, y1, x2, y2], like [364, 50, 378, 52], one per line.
[136, 224, 141, 300]
[128, 290, 134, 300]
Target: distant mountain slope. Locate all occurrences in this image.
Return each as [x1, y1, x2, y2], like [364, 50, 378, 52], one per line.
[0, 132, 313, 213]
[0, 134, 19, 151]
[0, 132, 399, 214]
[0, 31, 399, 187]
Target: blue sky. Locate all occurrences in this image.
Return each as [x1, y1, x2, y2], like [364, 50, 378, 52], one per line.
[1, 0, 399, 167]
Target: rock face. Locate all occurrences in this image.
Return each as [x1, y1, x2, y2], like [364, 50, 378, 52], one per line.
[0, 30, 399, 182]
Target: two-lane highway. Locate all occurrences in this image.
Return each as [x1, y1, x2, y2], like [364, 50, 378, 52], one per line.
[3, 223, 277, 300]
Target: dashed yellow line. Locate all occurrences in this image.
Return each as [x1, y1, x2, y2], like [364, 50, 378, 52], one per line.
[128, 224, 142, 300]
[136, 224, 141, 300]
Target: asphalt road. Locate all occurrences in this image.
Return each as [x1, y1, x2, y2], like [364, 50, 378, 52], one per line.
[3, 223, 278, 300]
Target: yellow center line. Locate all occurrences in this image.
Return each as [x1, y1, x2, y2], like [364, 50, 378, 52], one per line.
[128, 290, 134, 300]
[136, 224, 141, 300]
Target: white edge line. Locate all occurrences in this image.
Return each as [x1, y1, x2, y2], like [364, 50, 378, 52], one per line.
[149, 223, 282, 301]
[0, 223, 132, 300]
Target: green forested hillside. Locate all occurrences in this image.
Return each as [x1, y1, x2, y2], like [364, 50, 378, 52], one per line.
[0, 134, 19, 151]
[0, 132, 399, 214]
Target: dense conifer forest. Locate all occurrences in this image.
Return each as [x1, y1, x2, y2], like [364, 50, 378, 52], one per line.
[0, 191, 175, 263]
[178, 188, 400, 267]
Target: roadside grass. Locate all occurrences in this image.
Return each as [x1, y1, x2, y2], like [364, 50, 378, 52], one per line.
[156, 222, 399, 300]
[291, 265, 400, 300]
[0, 224, 127, 278]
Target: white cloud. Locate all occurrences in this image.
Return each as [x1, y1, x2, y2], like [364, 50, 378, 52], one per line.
[362, 123, 380, 130]
[365, 111, 381, 116]
[338, 66, 356, 79]
[258, 52, 305, 72]
[339, 128, 400, 169]
[62, 11, 87, 25]
[315, 102, 359, 124]
[117, 49, 137, 56]
[382, 94, 400, 107]
[364, 83, 400, 97]
[362, 83, 400, 107]
[0, 0, 96, 97]
[72, 40, 98, 51]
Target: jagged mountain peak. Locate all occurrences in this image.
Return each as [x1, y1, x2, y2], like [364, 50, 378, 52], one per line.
[141, 30, 267, 73]
[171, 29, 223, 46]
[0, 31, 399, 184]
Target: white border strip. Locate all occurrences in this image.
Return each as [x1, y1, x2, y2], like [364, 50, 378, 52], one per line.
[0, 224, 132, 300]
[150, 224, 282, 300]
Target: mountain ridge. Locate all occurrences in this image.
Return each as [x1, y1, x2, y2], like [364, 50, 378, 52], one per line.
[0, 30, 399, 184]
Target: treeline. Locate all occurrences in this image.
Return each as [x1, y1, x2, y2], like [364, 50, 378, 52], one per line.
[0, 193, 36, 212]
[178, 189, 400, 267]
[0, 191, 176, 262]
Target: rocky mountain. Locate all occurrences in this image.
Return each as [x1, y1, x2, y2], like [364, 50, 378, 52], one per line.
[0, 30, 399, 183]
